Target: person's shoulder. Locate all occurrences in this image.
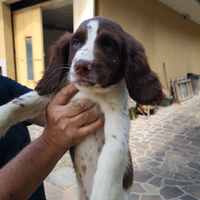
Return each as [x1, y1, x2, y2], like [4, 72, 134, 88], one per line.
[0, 75, 32, 99]
[0, 75, 13, 104]
[0, 75, 17, 86]
[0, 75, 9, 83]
[0, 75, 10, 88]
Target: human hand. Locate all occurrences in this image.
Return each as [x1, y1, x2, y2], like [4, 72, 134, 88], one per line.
[42, 83, 104, 151]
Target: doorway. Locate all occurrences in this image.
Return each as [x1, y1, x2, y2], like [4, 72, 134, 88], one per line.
[12, 0, 73, 89]
[13, 7, 44, 89]
[42, 0, 73, 69]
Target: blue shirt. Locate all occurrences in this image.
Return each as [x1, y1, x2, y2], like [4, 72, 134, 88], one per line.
[0, 75, 46, 200]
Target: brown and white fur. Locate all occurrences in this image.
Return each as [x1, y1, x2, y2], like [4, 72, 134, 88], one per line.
[0, 17, 164, 200]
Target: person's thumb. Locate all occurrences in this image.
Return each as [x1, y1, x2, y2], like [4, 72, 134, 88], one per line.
[51, 83, 78, 105]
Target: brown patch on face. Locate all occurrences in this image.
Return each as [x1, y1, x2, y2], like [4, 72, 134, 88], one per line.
[91, 18, 126, 87]
[123, 150, 134, 190]
[69, 29, 87, 64]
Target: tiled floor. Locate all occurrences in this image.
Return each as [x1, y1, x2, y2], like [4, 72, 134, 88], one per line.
[29, 95, 200, 200]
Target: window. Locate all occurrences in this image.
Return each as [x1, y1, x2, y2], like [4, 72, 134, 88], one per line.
[25, 38, 34, 80]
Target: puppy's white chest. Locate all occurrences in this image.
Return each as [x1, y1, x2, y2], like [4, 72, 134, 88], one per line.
[74, 126, 105, 199]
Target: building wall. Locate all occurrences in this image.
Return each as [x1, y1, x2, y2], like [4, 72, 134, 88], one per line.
[98, 0, 200, 88]
[0, 0, 15, 79]
[0, 3, 6, 59]
[0, 2, 7, 76]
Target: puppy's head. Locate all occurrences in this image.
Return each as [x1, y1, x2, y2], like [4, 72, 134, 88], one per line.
[36, 17, 164, 105]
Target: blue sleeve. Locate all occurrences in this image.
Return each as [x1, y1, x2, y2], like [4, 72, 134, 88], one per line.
[0, 75, 32, 106]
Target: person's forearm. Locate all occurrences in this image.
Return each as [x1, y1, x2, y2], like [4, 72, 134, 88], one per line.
[0, 134, 67, 200]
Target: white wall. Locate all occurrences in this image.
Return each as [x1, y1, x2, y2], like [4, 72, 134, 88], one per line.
[0, 59, 7, 76]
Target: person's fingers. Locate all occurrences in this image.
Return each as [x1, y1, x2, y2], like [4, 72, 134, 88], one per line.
[70, 104, 100, 126]
[63, 99, 95, 118]
[51, 83, 78, 105]
[78, 118, 105, 138]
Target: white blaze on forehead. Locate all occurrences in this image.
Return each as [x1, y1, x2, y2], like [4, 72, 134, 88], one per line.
[69, 20, 99, 82]
[85, 20, 99, 51]
[75, 19, 99, 61]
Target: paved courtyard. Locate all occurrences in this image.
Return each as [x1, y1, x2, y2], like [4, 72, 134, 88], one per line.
[29, 95, 200, 200]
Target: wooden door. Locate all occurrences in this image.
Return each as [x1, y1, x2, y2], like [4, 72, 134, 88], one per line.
[13, 8, 44, 89]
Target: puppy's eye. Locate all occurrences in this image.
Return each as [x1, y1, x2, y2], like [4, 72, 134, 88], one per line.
[104, 40, 115, 47]
[73, 39, 80, 47]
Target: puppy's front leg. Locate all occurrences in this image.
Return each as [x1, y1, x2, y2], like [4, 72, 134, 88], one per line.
[90, 110, 130, 200]
[0, 91, 51, 137]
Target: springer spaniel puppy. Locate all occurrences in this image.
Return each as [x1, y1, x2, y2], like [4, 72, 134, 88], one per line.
[0, 17, 163, 200]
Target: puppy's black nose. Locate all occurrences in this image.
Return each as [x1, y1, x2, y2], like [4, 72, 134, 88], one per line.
[74, 60, 92, 76]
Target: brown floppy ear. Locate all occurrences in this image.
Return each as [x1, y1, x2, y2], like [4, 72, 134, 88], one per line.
[124, 34, 164, 105]
[35, 32, 72, 95]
